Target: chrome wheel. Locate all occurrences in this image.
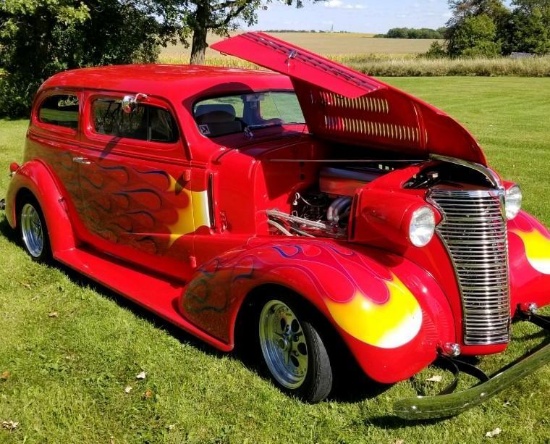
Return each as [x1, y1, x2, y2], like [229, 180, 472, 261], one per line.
[21, 202, 45, 258]
[259, 300, 309, 389]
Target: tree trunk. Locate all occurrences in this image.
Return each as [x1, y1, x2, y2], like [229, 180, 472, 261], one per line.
[189, 2, 209, 65]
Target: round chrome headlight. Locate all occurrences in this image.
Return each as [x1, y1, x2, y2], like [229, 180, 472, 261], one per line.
[505, 185, 522, 220]
[409, 206, 436, 247]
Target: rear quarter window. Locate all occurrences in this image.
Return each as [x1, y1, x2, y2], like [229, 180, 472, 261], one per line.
[38, 94, 79, 129]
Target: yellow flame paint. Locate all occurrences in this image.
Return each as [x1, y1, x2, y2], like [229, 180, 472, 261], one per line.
[325, 274, 422, 349]
[168, 189, 211, 245]
[512, 229, 550, 274]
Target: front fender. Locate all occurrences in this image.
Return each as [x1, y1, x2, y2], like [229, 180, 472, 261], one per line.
[6, 160, 76, 254]
[508, 210, 550, 311]
[179, 238, 456, 383]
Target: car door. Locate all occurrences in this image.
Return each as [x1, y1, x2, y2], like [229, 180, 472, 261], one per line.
[76, 92, 205, 282]
[26, 90, 92, 223]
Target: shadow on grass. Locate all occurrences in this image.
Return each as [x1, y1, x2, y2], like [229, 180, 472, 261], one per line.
[0, 216, 392, 407]
[0, 214, 224, 358]
[0, 214, 18, 244]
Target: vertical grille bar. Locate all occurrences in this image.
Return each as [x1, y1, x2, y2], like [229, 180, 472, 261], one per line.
[430, 188, 510, 345]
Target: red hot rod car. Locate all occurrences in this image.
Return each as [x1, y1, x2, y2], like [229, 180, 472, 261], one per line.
[3, 32, 550, 419]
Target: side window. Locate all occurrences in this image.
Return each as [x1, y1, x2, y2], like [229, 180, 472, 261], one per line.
[92, 98, 179, 143]
[38, 94, 79, 129]
[193, 97, 244, 137]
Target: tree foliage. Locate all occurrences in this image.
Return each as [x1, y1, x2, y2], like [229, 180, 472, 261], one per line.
[0, 0, 176, 117]
[441, 0, 550, 57]
[505, 0, 550, 54]
[183, 0, 262, 64]
[445, 0, 509, 57]
[0, 0, 318, 116]
[377, 27, 446, 39]
[173, 0, 316, 65]
[448, 13, 502, 57]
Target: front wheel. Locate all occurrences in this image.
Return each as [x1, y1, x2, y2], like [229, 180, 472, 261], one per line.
[258, 297, 333, 402]
[18, 198, 51, 262]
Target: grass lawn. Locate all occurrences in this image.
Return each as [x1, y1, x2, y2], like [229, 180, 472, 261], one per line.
[1, 77, 550, 443]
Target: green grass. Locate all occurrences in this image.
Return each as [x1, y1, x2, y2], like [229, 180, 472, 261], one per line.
[1, 78, 550, 443]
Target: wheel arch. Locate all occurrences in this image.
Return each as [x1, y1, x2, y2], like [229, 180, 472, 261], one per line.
[234, 282, 342, 351]
[6, 161, 77, 255]
[179, 239, 456, 384]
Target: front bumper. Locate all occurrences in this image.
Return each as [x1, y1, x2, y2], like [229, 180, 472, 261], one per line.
[394, 311, 550, 420]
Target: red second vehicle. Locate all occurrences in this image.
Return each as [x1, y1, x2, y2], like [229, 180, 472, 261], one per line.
[2, 32, 550, 419]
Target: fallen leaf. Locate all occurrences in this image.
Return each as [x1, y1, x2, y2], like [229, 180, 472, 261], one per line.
[136, 371, 146, 380]
[124, 386, 132, 394]
[426, 375, 443, 383]
[0, 371, 10, 381]
[486, 427, 502, 438]
[48, 312, 58, 318]
[1, 420, 19, 431]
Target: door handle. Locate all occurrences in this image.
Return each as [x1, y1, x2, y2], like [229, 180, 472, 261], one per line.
[72, 156, 91, 165]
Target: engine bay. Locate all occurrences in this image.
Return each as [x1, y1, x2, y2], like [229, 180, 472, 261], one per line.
[267, 163, 395, 238]
[266, 158, 500, 239]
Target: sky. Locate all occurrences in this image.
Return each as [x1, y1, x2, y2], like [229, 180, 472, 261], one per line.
[248, 0, 453, 34]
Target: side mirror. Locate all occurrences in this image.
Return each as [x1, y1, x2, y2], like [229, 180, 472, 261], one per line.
[121, 93, 148, 114]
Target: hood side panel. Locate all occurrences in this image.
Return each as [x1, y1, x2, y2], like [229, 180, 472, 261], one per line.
[294, 81, 427, 158]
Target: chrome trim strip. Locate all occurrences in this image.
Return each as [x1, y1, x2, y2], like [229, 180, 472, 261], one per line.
[430, 154, 503, 189]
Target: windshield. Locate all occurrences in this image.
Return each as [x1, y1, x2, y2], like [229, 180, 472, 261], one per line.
[193, 91, 305, 138]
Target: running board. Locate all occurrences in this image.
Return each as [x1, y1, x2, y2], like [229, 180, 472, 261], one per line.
[54, 248, 232, 352]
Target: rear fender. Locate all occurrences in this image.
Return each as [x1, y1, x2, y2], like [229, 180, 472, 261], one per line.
[179, 239, 455, 383]
[6, 160, 76, 254]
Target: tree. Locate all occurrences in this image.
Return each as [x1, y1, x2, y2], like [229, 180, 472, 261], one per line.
[448, 13, 502, 56]
[0, 0, 175, 117]
[184, 0, 261, 64]
[382, 27, 445, 39]
[445, 0, 510, 57]
[176, 0, 319, 65]
[504, 0, 550, 54]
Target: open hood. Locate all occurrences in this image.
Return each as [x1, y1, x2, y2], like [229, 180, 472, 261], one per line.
[212, 32, 487, 165]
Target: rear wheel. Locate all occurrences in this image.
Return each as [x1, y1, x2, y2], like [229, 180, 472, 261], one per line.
[258, 296, 333, 402]
[18, 197, 51, 262]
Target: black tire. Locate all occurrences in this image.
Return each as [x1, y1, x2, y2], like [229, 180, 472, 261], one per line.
[257, 295, 333, 403]
[18, 196, 51, 262]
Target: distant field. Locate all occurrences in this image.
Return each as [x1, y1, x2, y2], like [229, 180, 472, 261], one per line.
[160, 32, 438, 62]
[160, 32, 550, 77]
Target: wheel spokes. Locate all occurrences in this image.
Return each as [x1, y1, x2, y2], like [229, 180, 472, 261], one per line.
[259, 300, 309, 389]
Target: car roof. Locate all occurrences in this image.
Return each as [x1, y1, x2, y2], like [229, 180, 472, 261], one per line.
[39, 64, 293, 101]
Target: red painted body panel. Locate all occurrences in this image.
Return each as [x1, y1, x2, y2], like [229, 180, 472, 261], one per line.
[508, 211, 550, 309]
[6, 160, 76, 254]
[3, 32, 550, 398]
[181, 238, 455, 383]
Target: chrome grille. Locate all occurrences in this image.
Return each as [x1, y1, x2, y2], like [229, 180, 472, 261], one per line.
[430, 188, 510, 345]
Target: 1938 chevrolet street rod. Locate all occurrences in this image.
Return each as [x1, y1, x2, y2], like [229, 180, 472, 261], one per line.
[2, 32, 550, 419]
